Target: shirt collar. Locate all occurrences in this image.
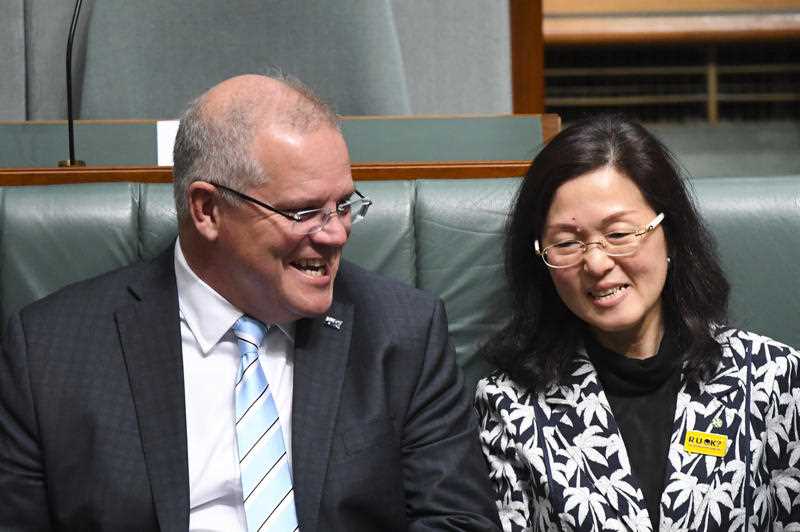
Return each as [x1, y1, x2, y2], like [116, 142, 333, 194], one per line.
[174, 238, 294, 355]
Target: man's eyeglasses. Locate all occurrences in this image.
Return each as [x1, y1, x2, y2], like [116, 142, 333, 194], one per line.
[208, 182, 372, 235]
[534, 213, 665, 269]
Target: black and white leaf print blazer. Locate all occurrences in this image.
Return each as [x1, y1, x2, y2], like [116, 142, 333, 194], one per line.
[476, 328, 800, 531]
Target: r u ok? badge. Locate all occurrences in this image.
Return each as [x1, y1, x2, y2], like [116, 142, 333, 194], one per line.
[684, 430, 728, 457]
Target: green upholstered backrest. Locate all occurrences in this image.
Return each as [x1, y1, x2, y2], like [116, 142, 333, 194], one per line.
[342, 180, 416, 286]
[414, 178, 519, 387]
[0, 184, 140, 327]
[139, 183, 179, 260]
[692, 177, 800, 345]
[1, 177, 798, 390]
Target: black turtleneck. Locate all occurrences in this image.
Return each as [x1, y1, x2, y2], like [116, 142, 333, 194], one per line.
[584, 332, 683, 531]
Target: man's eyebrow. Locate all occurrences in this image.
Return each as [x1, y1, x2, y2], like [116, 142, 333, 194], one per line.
[278, 190, 356, 211]
[337, 190, 356, 202]
[274, 197, 322, 211]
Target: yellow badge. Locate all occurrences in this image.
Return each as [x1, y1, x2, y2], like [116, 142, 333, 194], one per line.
[684, 430, 728, 457]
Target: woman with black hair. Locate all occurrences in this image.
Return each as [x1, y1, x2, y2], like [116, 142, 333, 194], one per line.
[476, 114, 800, 531]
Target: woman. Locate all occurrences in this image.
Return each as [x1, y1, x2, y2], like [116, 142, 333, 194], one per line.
[476, 114, 799, 531]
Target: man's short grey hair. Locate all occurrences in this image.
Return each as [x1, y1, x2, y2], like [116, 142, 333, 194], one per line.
[172, 72, 339, 222]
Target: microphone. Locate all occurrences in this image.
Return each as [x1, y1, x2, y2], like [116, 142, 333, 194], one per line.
[59, 0, 86, 167]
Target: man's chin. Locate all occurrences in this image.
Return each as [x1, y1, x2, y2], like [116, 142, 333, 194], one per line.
[286, 296, 334, 321]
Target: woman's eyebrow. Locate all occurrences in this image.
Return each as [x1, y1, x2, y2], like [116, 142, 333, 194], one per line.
[544, 210, 643, 235]
[600, 210, 639, 224]
[546, 222, 581, 232]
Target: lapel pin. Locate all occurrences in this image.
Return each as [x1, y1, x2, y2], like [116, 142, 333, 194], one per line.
[684, 429, 728, 457]
[324, 316, 343, 330]
[712, 417, 723, 428]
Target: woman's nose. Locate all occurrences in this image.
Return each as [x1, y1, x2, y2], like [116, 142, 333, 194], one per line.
[582, 245, 615, 276]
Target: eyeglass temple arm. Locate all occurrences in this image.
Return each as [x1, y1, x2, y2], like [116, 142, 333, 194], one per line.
[353, 189, 372, 206]
[647, 212, 665, 231]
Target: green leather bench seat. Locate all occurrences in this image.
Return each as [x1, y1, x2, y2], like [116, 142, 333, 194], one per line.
[1, 176, 798, 388]
[693, 177, 800, 343]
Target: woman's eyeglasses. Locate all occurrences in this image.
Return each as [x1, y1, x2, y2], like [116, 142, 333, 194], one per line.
[534, 213, 665, 269]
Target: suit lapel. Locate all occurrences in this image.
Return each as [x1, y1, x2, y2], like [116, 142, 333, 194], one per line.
[540, 353, 651, 531]
[661, 335, 747, 530]
[116, 250, 189, 532]
[291, 298, 353, 532]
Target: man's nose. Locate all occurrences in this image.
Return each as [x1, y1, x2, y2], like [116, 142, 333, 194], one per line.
[313, 213, 349, 245]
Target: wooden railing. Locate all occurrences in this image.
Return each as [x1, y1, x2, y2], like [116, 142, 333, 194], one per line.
[0, 161, 539, 186]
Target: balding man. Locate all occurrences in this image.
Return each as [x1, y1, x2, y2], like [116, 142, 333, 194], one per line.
[0, 74, 500, 531]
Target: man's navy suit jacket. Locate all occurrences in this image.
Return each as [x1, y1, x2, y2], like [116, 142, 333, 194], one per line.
[0, 248, 499, 531]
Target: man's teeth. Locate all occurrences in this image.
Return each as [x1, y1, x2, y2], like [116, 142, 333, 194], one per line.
[294, 258, 326, 276]
[591, 285, 628, 299]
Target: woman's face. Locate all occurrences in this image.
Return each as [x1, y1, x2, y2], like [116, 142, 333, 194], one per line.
[541, 166, 669, 356]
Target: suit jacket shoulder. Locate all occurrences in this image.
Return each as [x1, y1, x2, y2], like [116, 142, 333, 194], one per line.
[0, 247, 186, 532]
[294, 259, 500, 531]
[20, 247, 177, 326]
[334, 259, 439, 310]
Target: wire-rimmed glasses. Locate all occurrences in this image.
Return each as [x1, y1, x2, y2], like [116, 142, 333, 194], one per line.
[534, 213, 665, 269]
[208, 182, 372, 235]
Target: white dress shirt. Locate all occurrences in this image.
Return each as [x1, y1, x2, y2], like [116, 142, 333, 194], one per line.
[174, 240, 295, 531]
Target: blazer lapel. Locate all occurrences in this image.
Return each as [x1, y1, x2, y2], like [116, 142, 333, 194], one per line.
[116, 250, 189, 532]
[661, 333, 747, 531]
[291, 298, 353, 532]
[540, 353, 651, 531]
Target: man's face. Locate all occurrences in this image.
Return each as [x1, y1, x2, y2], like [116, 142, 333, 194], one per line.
[216, 125, 353, 324]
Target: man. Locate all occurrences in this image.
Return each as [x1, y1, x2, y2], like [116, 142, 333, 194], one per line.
[0, 74, 500, 531]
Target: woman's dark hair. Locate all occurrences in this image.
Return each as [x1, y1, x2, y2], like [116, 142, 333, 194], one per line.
[482, 114, 730, 390]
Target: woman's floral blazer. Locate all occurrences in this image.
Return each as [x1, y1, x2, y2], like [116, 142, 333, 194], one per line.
[476, 328, 800, 531]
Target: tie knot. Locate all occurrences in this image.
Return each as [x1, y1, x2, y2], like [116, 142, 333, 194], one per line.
[232, 315, 268, 353]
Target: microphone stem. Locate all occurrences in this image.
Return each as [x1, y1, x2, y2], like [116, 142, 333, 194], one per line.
[65, 0, 84, 165]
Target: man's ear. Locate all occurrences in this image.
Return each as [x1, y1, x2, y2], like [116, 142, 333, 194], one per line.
[187, 181, 222, 241]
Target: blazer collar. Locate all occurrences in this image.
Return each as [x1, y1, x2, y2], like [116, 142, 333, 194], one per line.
[660, 332, 747, 529]
[540, 351, 651, 531]
[539, 336, 749, 531]
[116, 247, 190, 532]
[291, 296, 354, 532]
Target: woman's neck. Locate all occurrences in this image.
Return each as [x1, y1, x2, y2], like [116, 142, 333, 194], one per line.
[592, 319, 665, 359]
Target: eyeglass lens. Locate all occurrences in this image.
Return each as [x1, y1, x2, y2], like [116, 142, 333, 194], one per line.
[543, 229, 646, 268]
[291, 198, 369, 235]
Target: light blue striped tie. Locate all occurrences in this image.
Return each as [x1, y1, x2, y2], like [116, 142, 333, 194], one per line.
[233, 316, 298, 532]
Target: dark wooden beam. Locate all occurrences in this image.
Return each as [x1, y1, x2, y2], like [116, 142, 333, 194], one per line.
[544, 12, 800, 45]
[510, 0, 545, 113]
